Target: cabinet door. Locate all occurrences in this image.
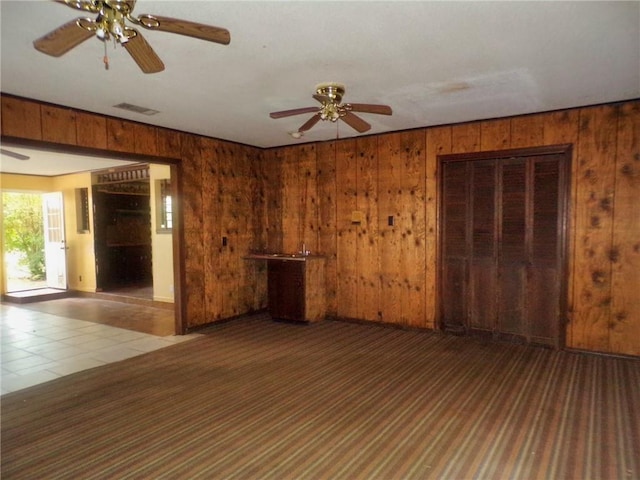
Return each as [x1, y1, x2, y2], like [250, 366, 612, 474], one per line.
[268, 261, 305, 321]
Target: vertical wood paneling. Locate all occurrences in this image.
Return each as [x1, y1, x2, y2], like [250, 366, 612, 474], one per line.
[317, 141, 338, 317]
[378, 133, 403, 323]
[1, 96, 42, 139]
[202, 138, 222, 321]
[133, 124, 158, 156]
[181, 136, 206, 326]
[335, 139, 358, 320]
[264, 148, 284, 252]
[2, 94, 639, 354]
[299, 144, 319, 253]
[157, 128, 182, 158]
[106, 118, 136, 153]
[282, 146, 301, 253]
[480, 118, 511, 151]
[219, 141, 242, 318]
[377, 131, 426, 326]
[404, 131, 427, 327]
[570, 105, 619, 352]
[76, 111, 107, 149]
[41, 105, 76, 144]
[609, 102, 640, 356]
[235, 145, 259, 314]
[451, 123, 480, 153]
[511, 115, 545, 148]
[426, 126, 452, 327]
[355, 136, 380, 322]
[249, 149, 268, 311]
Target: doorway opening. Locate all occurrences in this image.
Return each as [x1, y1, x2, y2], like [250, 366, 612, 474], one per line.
[2, 191, 47, 293]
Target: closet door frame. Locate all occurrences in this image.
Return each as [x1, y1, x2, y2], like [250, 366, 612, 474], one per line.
[437, 144, 572, 347]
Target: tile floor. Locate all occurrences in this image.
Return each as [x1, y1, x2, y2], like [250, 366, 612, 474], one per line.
[1, 302, 201, 395]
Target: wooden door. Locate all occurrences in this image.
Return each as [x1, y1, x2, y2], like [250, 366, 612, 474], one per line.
[439, 146, 570, 347]
[42, 192, 68, 289]
[268, 260, 305, 321]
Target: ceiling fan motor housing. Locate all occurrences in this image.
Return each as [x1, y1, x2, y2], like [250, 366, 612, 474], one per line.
[315, 83, 345, 104]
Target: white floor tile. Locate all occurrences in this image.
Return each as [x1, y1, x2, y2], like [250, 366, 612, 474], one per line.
[122, 337, 176, 353]
[1, 347, 34, 362]
[1, 303, 199, 395]
[89, 346, 150, 363]
[47, 357, 107, 376]
[79, 337, 122, 351]
[1, 370, 62, 394]
[2, 354, 57, 373]
[39, 345, 92, 361]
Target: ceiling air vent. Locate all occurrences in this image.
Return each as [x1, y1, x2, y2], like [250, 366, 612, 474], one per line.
[113, 103, 160, 116]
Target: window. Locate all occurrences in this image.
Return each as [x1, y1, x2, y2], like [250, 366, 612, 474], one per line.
[156, 179, 172, 232]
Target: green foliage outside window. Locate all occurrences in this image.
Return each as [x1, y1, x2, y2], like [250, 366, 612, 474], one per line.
[2, 192, 45, 280]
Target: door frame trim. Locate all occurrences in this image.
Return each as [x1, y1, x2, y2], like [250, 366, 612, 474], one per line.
[0, 136, 185, 335]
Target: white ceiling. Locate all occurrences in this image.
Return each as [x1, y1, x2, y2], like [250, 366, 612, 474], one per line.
[1, 1, 639, 175]
[0, 143, 141, 176]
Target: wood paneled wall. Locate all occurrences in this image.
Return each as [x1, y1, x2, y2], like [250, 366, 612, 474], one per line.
[269, 100, 640, 357]
[1, 95, 267, 330]
[2, 94, 638, 356]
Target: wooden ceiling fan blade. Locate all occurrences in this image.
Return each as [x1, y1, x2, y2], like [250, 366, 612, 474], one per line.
[270, 107, 319, 119]
[0, 148, 30, 161]
[123, 31, 165, 73]
[33, 18, 94, 57]
[136, 15, 230, 45]
[342, 112, 371, 133]
[348, 103, 393, 115]
[298, 114, 321, 132]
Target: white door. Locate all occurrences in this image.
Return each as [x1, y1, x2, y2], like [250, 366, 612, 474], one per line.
[42, 192, 67, 289]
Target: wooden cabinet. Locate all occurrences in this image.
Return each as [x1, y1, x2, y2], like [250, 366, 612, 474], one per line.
[93, 189, 152, 290]
[266, 257, 326, 322]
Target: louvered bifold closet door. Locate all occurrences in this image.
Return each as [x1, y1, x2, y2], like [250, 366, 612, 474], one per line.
[527, 155, 565, 346]
[468, 161, 498, 331]
[440, 147, 569, 346]
[496, 159, 529, 340]
[441, 161, 469, 329]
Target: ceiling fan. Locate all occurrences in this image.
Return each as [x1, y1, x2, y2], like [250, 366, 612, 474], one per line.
[270, 83, 393, 135]
[33, 0, 231, 74]
[0, 148, 30, 161]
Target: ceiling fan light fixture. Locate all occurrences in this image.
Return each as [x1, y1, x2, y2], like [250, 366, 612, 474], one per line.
[33, 0, 230, 73]
[320, 104, 341, 122]
[269, 82, 391, 136]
